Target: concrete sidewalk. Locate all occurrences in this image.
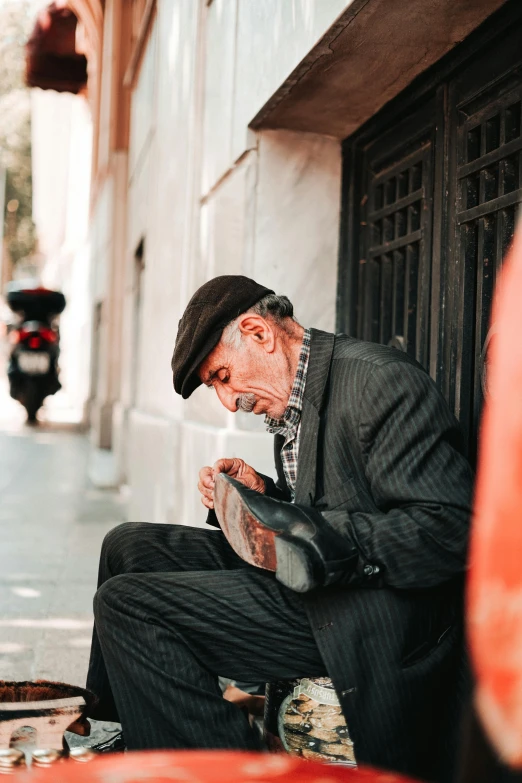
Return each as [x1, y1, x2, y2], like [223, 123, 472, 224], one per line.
[0, 389, 126, 693]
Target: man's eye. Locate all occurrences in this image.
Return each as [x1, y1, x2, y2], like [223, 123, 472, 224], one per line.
[217, 371, 229, 384]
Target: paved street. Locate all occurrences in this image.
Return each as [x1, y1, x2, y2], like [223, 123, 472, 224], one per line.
[0, 375, 127, 691]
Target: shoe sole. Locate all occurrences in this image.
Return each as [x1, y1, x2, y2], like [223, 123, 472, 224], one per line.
[214, 474, 278, 571]
[214, 475, 318, 592]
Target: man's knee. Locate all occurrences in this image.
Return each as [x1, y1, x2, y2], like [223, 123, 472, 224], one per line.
[94, 574, 130, 622]
[100, 522, 148, 571]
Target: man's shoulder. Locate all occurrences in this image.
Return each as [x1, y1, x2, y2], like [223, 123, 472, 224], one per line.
[332, 334, 423, 372]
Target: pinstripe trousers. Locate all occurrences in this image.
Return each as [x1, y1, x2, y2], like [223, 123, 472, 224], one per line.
[86, 522, 326, 750]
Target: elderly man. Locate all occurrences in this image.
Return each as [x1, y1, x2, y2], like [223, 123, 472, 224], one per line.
[86, 276, 472, 781]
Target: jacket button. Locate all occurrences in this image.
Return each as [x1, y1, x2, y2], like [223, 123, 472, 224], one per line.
[363, 565, 374, 576]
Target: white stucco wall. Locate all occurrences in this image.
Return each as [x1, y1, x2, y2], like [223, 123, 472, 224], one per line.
[31, 91, 71, 260]
[122, 0, 204, 519]
[101, 0, 347, 523]
[232, 0, 353, 159]
[202, 0, 353, 190]
[30, 90, 93, 416]
[251, 129, 341, 333]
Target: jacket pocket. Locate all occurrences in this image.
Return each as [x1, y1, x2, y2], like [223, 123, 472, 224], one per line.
[401, 624, 455, 669]
[313, 479, 359, 511]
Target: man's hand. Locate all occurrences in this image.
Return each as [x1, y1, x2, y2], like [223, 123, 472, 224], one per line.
[198, 458, 266, 510]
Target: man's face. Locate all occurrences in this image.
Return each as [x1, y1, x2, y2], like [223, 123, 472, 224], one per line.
[198, 316, 292, 419]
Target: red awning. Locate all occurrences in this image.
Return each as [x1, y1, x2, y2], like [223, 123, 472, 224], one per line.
[25, 3, 87, 94]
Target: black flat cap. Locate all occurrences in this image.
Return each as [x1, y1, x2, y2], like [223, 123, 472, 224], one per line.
[172, 275, 274, 398]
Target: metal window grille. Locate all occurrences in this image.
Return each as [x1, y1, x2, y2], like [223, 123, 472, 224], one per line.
[338, 2, 522, 461]
[454, 88, 522, 452]
[362, 142, 433, 365]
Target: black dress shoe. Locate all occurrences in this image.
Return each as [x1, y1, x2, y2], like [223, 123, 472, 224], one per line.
[90, 731, 126, 753]
[213, 474, 358, 592]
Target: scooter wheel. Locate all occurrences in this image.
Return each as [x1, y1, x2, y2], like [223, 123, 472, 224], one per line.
[24, 388, 42, 424]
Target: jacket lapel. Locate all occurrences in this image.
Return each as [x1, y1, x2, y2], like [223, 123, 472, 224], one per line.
[294, 329, 335, 505]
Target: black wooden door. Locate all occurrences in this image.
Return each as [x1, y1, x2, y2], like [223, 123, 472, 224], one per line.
[446, 23, 522, 460]
[348, 99, 435, 370]
[338, 1, 522, 460]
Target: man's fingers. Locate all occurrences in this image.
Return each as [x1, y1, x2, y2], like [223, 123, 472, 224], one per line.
[200, 474, 215, 490]
[213, 457, 247, 478]
[197, 479, 214, 499]
[202, 458, 264, 498]
[213, 457, 239, 476]
[199, 466, 215, 489]
[200, 494, 214, 510]
[198, 467, 215, 508]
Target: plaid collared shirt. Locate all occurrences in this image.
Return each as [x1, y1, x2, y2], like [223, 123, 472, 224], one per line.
[265, 329, 311, 499]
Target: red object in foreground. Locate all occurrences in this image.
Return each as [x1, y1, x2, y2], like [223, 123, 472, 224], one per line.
[468, 221, 522, 768]
[12, 750, 422, 782]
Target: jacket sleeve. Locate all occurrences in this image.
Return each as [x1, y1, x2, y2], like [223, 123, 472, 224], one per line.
[205, 509, 220, 528]
[323, 360, 474, 589]
[257, 473, 292, 501]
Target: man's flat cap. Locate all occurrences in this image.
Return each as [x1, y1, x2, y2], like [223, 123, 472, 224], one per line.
[172, 275, 274, 398]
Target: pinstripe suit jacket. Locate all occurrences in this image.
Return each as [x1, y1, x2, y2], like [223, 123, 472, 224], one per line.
[261, 329, 473, 782]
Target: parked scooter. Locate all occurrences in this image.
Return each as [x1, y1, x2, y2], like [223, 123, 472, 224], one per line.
[5, 284, 66, 423]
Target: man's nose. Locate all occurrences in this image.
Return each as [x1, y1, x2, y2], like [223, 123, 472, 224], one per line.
[215, 385, 238, 412]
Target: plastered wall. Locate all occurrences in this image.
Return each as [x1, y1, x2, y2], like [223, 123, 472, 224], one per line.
[100, 0, 346, 523]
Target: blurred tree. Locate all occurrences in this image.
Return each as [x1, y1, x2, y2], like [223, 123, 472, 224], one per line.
[0, 0, 41, 267]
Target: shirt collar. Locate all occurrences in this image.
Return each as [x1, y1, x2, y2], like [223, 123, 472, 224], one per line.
[265, 328, 311, 432]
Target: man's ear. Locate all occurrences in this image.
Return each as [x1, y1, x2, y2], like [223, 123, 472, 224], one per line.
[237, 314, 275, 351]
